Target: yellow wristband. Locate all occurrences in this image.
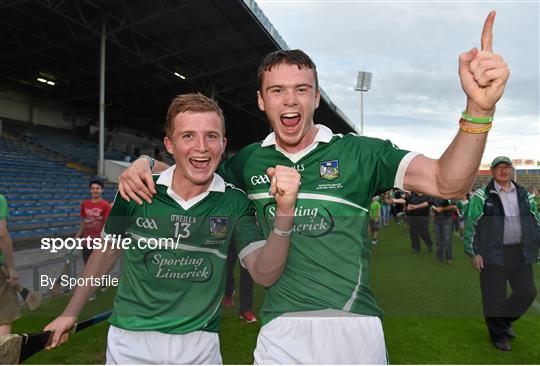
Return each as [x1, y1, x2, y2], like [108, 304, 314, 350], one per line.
[459, 118, 492, 134]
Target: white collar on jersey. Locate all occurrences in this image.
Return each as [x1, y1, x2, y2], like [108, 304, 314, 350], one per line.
[260, 124, 334, 163]
[156, 165, 225, 210]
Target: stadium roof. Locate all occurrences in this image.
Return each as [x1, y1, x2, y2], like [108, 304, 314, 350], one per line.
[0, 0, 356, 150]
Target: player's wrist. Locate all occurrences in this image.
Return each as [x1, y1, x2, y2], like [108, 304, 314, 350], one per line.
[272, 226, 293, 237]
[60, 309, 80, 321]
[273, 210, 294, 237]
[138, 155, 155, 171]
[464, 102, 495, 119]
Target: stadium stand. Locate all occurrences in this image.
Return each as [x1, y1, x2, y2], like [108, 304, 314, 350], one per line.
[7, 123, 125, 169]
[0, 134, 116, 241]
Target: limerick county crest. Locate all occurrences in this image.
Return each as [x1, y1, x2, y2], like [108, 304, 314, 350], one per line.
[320, 160, 340, 180]
[209, 217, 228, 238]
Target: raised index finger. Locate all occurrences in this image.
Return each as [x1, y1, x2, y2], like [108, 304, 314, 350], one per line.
[481, 11, 496, 52]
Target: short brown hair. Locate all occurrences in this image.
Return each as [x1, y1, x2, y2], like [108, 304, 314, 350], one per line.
[257, 49, 318, 91]
[165, 93, 225, 138]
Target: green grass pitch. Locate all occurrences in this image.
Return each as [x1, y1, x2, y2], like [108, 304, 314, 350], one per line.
[13, 221, 539, 364]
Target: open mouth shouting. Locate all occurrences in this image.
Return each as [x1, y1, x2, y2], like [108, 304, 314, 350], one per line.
[189, 156, 211, 169]
[280, 112, 301, 130]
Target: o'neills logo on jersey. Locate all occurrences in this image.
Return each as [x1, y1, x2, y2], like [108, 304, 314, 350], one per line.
[136, 217, 159, 230]
[209, 217, 228, 238]
[320, 160, 340, 180]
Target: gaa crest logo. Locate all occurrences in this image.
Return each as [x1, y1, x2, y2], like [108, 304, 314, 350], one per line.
[320, 160, 340, 180]
[209, 217, 228, 238]
[136, 217, 159, 230]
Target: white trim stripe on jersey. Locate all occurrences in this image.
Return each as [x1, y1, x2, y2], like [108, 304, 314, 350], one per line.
[248, 192, 368, 212]
[130, 233, 227, 259]
[393, 151, 420, 190]
[343, 260, 363, 312]
[238, 240, 267, 268]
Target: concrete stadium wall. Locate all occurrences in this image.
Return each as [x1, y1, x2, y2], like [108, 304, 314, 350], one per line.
[0, 92, 32, 122]
[108, 130, 161, 154]
[104, 159, 131, 183]
[0, 90, 93, 131]
[516, 173, 540, 189]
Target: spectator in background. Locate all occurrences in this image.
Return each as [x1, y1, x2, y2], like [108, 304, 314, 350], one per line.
[391, 189, 405, 224]
[464, 156, 539, 352]
[528, 186, 539, 207]
[451, 206, 460, 234]
[380, 190, 392, 226]
[370, 196, 381, 245]
[431, 198, 458, 264]
[223, 244, 258, 323]
[394, 192, 433, 253]
[456, 194, 469, 238]
[75, 180, 111, 265]
[0, 194, 20, 336]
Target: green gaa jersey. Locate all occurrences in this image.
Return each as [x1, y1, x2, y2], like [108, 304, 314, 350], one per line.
[103, 166, 265, 334]
[219, 125, 416, 325]
[0, 194, 8, 266]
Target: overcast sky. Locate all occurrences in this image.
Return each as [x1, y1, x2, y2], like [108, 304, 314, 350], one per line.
[254, 1, 539, 164]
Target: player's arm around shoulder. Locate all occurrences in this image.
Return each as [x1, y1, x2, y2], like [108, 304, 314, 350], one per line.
[242, 165, 300, 287]
[118, 156, 165, 204]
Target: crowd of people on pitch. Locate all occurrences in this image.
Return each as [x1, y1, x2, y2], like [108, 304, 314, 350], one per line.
[370, 184, 539, 268]
[369, 188, 470, 262]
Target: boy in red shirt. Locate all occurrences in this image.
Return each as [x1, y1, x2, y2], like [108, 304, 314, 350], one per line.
[75, 180, 111, 265]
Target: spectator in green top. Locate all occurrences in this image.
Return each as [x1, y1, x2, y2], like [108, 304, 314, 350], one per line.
[528, 186, 539, 207]
[370, 196, 381, 245]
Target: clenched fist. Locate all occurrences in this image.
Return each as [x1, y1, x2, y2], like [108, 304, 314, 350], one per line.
[267, 165, 301, 216]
